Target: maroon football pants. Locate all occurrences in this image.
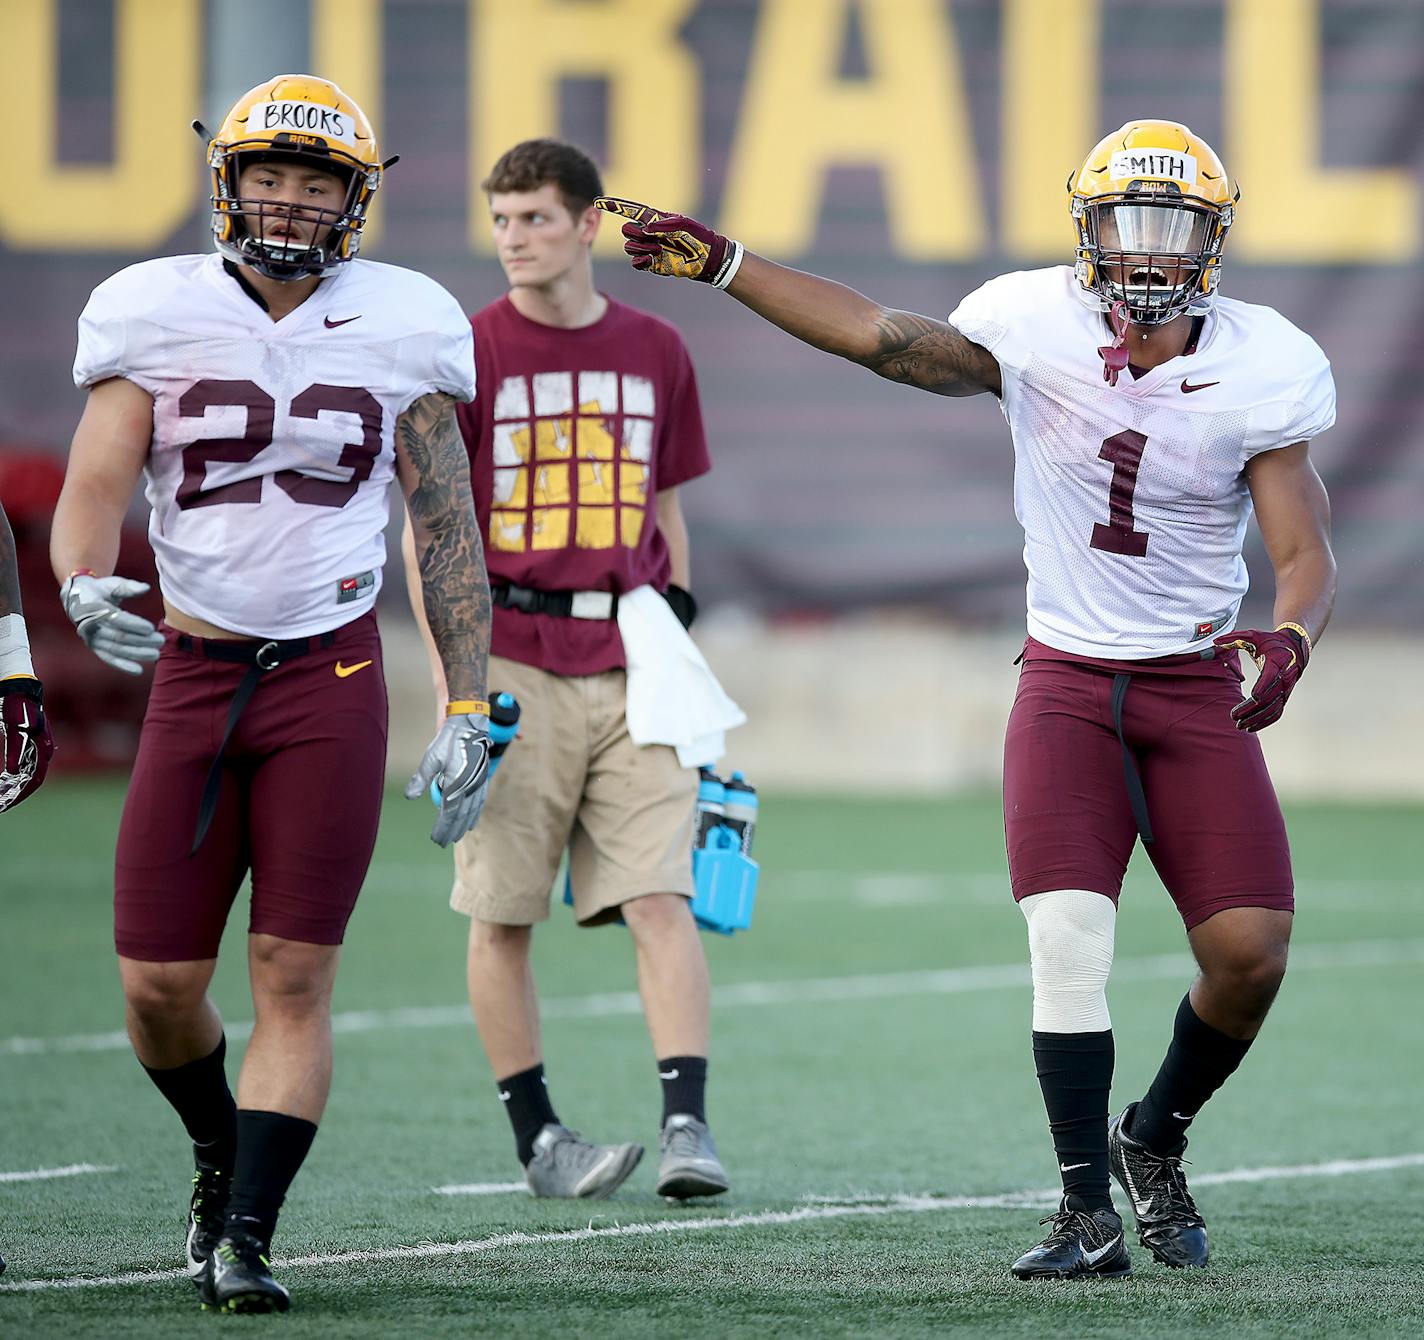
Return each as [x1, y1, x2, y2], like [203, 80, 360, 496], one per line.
[1004, 638, 1294, 930]
[115, 614, 387, 961]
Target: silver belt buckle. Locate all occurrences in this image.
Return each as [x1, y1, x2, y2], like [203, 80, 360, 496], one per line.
[569, 591, 614, 620]
[255, 641, 281, 670]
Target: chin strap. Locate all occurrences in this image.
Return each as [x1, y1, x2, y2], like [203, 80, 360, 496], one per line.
[1096, 300, 1132, 386]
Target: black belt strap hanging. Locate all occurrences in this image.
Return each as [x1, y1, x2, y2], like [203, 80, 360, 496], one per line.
[186, 631, 336, 856]
[1110, 672, 1155, 844]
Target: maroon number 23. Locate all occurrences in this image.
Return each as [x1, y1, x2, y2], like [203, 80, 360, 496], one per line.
[176, 378, 383, 511]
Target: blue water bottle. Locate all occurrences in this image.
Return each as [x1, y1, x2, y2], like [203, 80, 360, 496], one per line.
[721, 772, 758, 856]
[694, 767, 726, 848]
[486, 691, 521, 770]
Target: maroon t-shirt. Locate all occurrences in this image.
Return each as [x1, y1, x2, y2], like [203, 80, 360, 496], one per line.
[459, 295, 711, 675]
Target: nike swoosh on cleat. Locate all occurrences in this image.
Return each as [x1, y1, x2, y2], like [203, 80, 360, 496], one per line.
[334, 660, 373, 678]
[324, 315, 361, 328]
[1172, 1111, 1198, 1121]
[1180, 378, 1220, 394]
[1060, 1162, 1090, 1171]
[1082, 1234, 1123, 1266]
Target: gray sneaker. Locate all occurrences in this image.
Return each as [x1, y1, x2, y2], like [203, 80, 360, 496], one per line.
[656, 1114, 730, 1199]
[524, 1123, 643, 1199]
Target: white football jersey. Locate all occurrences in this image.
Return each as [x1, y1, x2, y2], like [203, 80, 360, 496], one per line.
[949, 267, 1335, 658]
[73, 253, 474, 638]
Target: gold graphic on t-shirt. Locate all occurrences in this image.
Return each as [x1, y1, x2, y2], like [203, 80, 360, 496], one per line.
[579, 461, 614, 505]
[531, 507, 570, 550]
[533, 464, 570, 506]
[489, 392, 651, 554]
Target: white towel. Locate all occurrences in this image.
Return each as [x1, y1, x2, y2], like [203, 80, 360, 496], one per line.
[617, 586, 746, 768]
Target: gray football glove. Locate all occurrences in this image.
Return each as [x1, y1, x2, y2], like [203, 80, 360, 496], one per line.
[405, 713, 491, 847]
[60, 574, 164, 675]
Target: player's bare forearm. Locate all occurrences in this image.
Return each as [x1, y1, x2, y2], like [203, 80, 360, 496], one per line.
[52, 377, 153, 582]
[728, 252, 1001, 397]
[0, 507, 22, 617]
[1247, 442, 1337, 643]
[400, 510, 448, 705]
[50, 477, 127, 582]
[396, 392, 490, 703]
[1271, 546, 1336, 645]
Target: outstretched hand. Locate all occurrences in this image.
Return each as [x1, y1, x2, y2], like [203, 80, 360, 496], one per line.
[594, 197, 743, 288]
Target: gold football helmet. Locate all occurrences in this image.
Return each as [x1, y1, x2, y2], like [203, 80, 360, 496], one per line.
[198, 76, 386, 281]
[1069, 121, 1238, 325]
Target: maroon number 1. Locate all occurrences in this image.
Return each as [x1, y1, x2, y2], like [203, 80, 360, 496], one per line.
[1089, 429, 1149, 557]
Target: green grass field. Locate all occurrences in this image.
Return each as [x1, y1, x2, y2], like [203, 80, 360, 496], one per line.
[2, 779, 1422, 1338]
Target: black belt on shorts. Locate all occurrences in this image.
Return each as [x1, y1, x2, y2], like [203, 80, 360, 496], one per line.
[180, 630, 338, 856]
[492, 582, 618, 620]
[1105, 648, 1216, 845]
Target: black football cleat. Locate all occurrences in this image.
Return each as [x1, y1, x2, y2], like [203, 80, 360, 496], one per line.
[1011, 1197, 1131, 1279]
[1108, 1103, 1210, 1268]
[185, 1161, 230, 1285]
[202, 1226, 290, 1313]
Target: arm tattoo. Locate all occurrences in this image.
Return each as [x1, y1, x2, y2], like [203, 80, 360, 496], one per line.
[863, 310, 1000, 397]
[398, 392, 490, 703]
[0, 506, 22, 618]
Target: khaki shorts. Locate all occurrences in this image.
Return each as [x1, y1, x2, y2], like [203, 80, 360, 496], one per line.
[451, 655, 697, 926]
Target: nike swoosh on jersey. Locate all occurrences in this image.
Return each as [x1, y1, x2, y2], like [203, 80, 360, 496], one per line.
[1180, 378, 1220, 393]
[334, 659, 373, 678]
[324, 314, 362, 328]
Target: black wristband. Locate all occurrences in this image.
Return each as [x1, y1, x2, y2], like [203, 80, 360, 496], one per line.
[0, 676, 44, 705]
[662, 584, 697, 630]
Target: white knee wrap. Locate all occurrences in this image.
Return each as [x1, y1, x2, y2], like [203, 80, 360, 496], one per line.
[1020, 889, 1116, 1033]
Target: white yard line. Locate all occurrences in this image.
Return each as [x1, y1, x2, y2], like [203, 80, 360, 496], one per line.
[0, 1163, 117, 1184]
[4, 936, 1423, 1058]
[432, 1181, 528, 1197]
[2, 1151, 1420, 1294]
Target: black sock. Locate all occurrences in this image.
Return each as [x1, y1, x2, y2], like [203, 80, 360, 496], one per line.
[222, 1110, 318, 1246]
[1032, 1030, 1115, 1211]
[1131, 994, 1254, 1154]
[657, 1055, 707, 1125]
[498, 1064, 559, 1166]
[141, 1036, 237, 1170]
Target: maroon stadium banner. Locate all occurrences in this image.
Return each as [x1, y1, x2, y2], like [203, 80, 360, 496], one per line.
[1, 0, 1420, 630]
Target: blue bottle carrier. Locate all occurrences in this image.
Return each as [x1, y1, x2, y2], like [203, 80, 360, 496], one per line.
[562, 839, 759, 935]
[689, 829, 758, 935]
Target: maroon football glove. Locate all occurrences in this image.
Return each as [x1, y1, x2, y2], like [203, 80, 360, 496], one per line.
[593, 197, 743, 287]
[0, 676, 55, 813]
[1212, 626, 1310, 732]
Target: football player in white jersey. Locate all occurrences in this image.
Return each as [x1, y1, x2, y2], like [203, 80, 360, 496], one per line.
[597, 120, 1336, 1279]
[49, 76, 493, 1314]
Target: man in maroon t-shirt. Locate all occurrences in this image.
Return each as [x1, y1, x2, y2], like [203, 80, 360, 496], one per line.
[406, 139, 728, 1200]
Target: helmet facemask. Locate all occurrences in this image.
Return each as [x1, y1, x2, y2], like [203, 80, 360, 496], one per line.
[1073, 186, 1231, 327]
[212, 148, 375, 282]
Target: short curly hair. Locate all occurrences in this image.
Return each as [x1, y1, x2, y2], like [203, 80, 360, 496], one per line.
[481, 138, 604, 218]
